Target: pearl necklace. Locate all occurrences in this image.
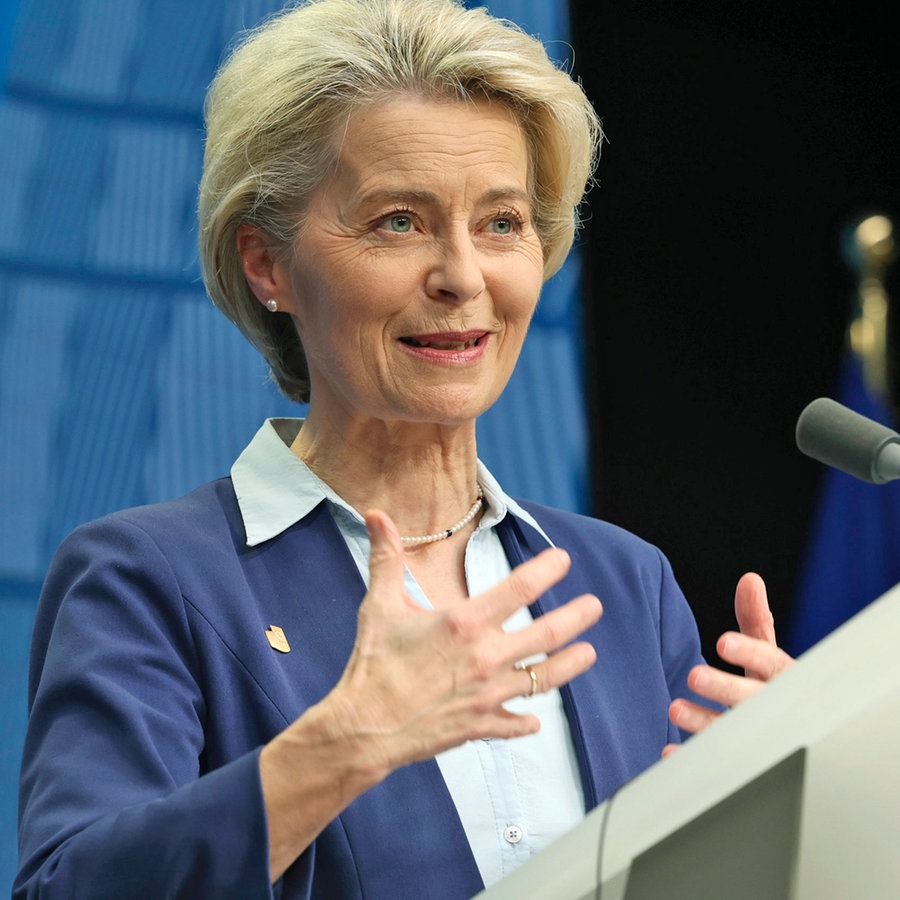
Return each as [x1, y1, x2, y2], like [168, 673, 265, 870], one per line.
[400, 486, 484, 547]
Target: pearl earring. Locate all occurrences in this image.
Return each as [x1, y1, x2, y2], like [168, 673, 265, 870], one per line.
[265, 299, 278, 312]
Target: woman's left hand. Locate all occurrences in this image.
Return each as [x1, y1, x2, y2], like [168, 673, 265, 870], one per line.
[663, 572, 795, 757]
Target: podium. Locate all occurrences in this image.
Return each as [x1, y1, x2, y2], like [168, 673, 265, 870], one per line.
[479, 584, 900, 899]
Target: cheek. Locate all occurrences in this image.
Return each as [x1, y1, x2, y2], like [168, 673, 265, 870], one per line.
[504, 270, 543, 327]
[502, 247, 544, 309]
[288, 267, 355, 346]
[495, 291, 539, 368]
[304, 308, 391, 382]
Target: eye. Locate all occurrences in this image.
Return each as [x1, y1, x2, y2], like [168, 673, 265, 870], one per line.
[384, 212, 414, 233]
[485, 209, 525, 237]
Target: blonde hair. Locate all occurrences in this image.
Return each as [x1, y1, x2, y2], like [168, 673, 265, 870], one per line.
[198, 0, 602, 403]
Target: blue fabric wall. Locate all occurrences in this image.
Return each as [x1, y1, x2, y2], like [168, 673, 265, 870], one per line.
[0, 0, 588, 889]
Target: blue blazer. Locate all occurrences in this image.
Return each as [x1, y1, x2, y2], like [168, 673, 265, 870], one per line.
[16, 478, 709, 899]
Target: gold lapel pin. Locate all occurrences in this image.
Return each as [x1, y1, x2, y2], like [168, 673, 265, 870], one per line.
[265, 624, 291, 653]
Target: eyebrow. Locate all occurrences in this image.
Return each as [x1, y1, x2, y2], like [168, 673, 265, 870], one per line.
[357, 186, 532, 209]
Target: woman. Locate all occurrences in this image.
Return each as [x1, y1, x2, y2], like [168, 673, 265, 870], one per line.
[15, 0, 793, 897]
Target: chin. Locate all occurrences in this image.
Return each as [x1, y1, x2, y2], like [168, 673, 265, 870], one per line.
[395, 389, 497, 428]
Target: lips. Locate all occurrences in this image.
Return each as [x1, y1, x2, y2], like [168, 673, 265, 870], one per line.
[399, 331, 488, 351]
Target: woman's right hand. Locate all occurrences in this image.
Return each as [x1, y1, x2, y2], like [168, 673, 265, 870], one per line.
[333, 508, 603, 767]
[260, 508, 601, 880]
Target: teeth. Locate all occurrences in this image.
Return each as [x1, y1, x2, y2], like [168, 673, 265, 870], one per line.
[402, 337, 481, 350]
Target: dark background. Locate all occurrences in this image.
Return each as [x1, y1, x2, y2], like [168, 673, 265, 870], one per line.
[569, 1, 900, 663]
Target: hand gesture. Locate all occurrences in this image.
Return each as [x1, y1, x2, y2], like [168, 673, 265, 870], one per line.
[326, 509, 603, 772]
[664, 572, 794, 756]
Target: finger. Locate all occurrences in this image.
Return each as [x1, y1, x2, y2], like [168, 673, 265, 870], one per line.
[661, 743, 680, 759]
[715, 632, 795, 682]
[668, 697, 721, 735]
[461, 707, 542, 744]
[502, 593, 602, 664]
[510, 639, 598, 699]
[474, 547, 573, 625]
[364, 509, 410, 610]
[687, 662, 767, 708]
[733, 572, 776, 645]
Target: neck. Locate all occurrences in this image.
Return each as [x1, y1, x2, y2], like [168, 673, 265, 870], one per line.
[292, 409, 481, 537]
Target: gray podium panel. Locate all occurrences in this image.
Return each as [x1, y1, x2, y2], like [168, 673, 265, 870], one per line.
[479, 584, 900, 900]
[623, 750, 804, 900]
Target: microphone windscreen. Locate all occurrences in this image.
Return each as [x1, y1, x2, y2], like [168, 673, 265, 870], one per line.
[796, 397, 900, 483]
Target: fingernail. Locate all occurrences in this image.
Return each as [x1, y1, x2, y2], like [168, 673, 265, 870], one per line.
[366, 512, 386, 541]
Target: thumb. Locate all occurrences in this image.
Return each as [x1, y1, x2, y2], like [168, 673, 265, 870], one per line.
[734, 571, 776, 645]
[365, 508, 408, 606]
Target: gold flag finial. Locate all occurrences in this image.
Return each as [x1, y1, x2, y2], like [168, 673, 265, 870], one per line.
[848, 213, 896, 399]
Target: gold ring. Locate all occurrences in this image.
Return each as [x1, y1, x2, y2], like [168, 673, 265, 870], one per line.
[517, 663, 538, 698]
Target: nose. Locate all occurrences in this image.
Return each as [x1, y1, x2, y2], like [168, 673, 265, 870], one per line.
[425, 228, 486, 303]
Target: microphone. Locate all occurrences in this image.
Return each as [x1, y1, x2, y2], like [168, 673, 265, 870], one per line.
[795, 397, 900, 484]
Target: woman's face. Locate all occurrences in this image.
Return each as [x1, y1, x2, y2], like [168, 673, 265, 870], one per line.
[278, 95, 545, 428]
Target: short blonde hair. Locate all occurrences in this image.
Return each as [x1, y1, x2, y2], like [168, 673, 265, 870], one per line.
[198, 0, 602, 403]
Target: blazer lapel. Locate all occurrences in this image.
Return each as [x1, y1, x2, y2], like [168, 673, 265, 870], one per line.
[497, 513, 601, 810]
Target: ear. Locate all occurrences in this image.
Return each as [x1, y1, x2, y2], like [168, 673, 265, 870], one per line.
[237, 225, 295, 313]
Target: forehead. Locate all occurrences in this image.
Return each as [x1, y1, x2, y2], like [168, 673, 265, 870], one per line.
[326, 95, 531, 196]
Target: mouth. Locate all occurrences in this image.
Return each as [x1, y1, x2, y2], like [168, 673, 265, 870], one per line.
[399, 331, 488, 351]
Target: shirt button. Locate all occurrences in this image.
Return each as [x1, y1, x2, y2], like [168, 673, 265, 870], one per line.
[503, 825, 524, 845]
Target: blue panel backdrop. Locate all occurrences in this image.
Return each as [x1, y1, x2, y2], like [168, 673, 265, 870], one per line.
[0, 0, 589, 889]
